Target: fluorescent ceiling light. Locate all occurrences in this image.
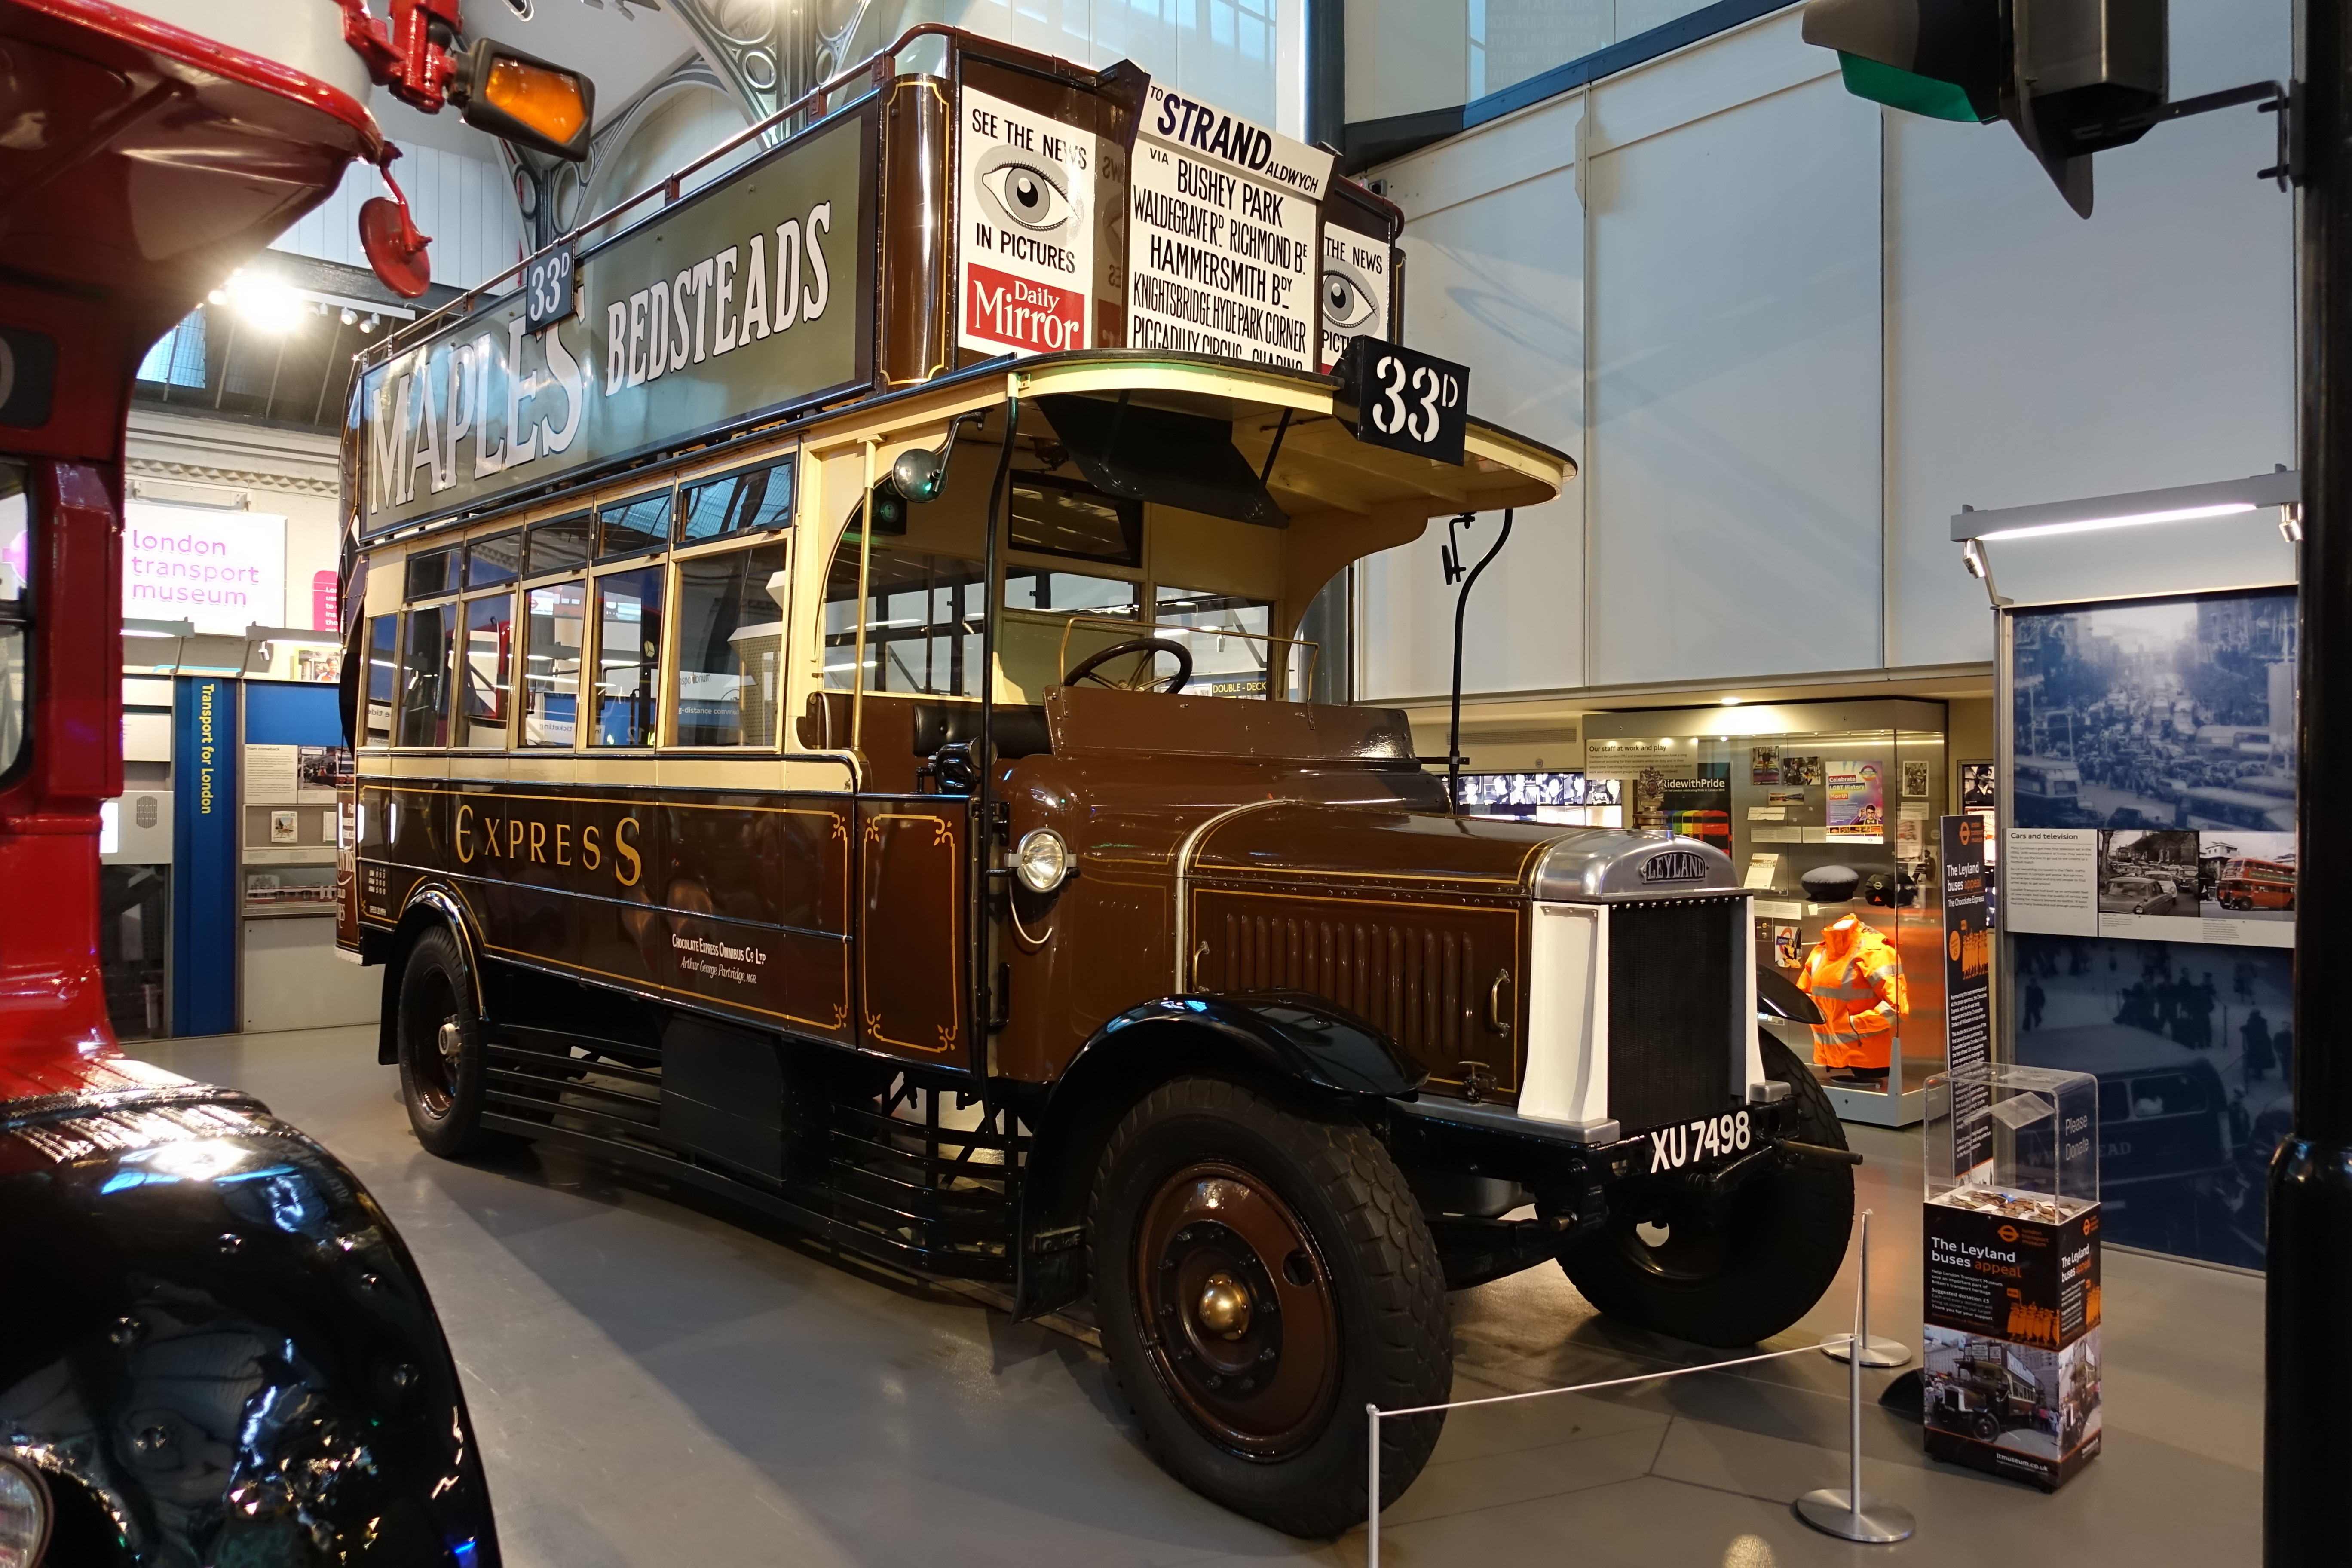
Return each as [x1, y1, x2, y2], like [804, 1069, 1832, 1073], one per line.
[1950, 470, 2299, 543]
[1978, 502, 2255, 542]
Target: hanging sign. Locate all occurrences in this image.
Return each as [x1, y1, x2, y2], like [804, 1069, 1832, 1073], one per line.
[957, 87, 1101, 357]
[354, 107, 875, 538]
[1126, 83, 1331, 370]
[1334, 336, 1470, 465]
[1318, 201, 1394, 372]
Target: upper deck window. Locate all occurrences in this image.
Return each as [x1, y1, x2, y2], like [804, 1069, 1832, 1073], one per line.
[398, 603, 455, 747]
[1002, 567, 1140, 620]
[467, 529, 524, 589]
[1008, 475, 1139, 566]
[591, 566, 664, 746]
[404, 548, 458, 600]
[599, 490, 671, 559]
[527, 513, 593, 578]
[679, 459, 794, 544]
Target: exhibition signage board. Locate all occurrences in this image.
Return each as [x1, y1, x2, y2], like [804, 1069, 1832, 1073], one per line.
[1942, 814, 1993, 1153]
[1921, 1200, 2103, 1491]
[1997, 585, 2294, 1269]
[172, 676, 238, 1036]
[355, 107, 876, 538]
[1921, 1065, 2102, 1492]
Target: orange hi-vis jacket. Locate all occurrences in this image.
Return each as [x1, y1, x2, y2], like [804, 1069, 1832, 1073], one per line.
[1795, 913, 1908, 1070]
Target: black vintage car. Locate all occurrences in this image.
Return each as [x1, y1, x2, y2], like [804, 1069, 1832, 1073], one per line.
[1, 1057, 500, 1566]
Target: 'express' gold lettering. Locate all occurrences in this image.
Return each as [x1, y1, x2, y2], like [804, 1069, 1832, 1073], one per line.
[456, 803, 475, 863]
[480, 816, 502, 857]
[583, 824, 601, 870]
[556, 823, 572, 865]
[615, 815, 643, 887]
[508, 819, 524, 858]
[530, 821, 547, 863]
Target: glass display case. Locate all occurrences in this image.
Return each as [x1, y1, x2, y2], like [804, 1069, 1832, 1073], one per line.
[1584, 699, 1949, 1125]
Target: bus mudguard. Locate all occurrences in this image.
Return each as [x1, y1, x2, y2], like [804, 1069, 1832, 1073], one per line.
[1011, 992, 1424, 1319]
[376, 886, 487, 1066]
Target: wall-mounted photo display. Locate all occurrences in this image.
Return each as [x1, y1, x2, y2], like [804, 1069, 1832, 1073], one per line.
[2003, 587, 2295, 950]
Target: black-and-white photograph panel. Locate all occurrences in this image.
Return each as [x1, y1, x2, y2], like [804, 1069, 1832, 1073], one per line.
[2098, 830, 2199, 916]
[2011, 588, 2297, 831]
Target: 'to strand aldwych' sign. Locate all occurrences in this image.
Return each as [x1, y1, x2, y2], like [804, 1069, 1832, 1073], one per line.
[356, 109, 874, 538]
[1127, 83, 1333, 371]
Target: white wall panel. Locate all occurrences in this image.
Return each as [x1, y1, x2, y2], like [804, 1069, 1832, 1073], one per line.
[1361, 162, 1586, 701]
[1885, 0, 2294, 668]
[1586, 74, 1883, 686]
[273, 143, 525, 291]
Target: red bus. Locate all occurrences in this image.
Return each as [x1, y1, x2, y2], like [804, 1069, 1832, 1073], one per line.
[0, 5, 590, 1563]
[2218, 856, 2296, 911]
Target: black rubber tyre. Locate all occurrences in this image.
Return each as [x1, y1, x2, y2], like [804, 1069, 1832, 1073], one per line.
[1089, 1078, 1450, 1537]
[395, 926, 501, 1158]
[1558, 1034, 1853, 1347]
[1973, 1411, 2000, 1442]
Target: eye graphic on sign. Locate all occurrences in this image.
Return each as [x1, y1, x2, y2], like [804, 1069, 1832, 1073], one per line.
[975, 146, 1074, 236]
[1321, 265, 1378, 332]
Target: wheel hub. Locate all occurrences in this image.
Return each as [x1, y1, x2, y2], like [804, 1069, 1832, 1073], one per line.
[1197, 1271, 1252, 1339]
[437, 1018, 463, 1069]
[1134, 1163, 1338, 1457]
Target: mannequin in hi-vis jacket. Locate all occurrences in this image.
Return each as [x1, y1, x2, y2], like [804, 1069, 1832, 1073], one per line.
[1795, 912, 1908, 1081]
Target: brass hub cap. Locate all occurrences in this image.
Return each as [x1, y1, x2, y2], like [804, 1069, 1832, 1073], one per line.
[1134, 1161, 1338, 1458]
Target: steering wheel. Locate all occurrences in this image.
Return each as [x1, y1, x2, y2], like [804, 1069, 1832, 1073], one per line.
[1063, 636, 1193, 694]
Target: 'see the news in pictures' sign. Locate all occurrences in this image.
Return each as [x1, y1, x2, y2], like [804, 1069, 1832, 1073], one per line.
[957, 88, 1101, 357]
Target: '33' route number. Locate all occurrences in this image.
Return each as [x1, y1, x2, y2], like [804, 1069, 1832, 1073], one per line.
[1338, 336, 1470, 465]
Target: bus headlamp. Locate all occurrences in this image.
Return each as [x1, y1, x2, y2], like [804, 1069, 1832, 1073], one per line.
[1015, 828, 1075, 893]
[0, 1454, 51, 1568]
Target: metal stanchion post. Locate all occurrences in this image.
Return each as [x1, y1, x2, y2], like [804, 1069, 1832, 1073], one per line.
[1797, 1210, 1916, 1543]
[1366, 1404, 1382, 1568]
[1821, 1199, 1912, 1367]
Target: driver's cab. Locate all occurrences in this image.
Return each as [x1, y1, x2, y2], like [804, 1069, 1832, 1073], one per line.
[795, 354, 1562, 796]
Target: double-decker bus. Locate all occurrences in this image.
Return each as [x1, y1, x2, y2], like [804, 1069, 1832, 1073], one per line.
[0, 3, 600, 1562]
[2180, 785, 2297, 834]
[336, 25, 1856, 1533]
[2217, 856, 2297, 911]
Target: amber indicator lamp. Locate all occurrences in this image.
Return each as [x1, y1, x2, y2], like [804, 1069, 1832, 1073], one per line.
[453, 39, 595, 162]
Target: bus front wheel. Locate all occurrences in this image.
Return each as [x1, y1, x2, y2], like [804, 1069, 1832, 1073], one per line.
[396, 926, 502, 1158]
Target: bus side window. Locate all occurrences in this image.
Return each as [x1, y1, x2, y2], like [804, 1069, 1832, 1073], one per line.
[523, 579, 585, 747]
[676, 542, 788, 746]
[461, 592, 514, 748]
[591, 565, 663, 747]
[365, 613, 399, 746]
[398, 603, 455, 747]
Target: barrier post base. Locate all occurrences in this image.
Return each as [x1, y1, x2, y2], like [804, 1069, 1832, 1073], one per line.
[1795, 1488, 1915, 1543]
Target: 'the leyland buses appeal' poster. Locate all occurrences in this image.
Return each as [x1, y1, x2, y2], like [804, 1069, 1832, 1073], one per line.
[957, 87, 1099, 358]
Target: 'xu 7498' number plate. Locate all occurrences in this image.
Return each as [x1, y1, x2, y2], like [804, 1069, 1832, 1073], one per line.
[1647, 1112, 1753, 1173]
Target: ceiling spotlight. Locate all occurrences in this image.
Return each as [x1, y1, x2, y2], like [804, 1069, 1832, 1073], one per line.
[361, 314, 380, 333]
[207, 289, 227, 306]
[340, 307, 357, 325]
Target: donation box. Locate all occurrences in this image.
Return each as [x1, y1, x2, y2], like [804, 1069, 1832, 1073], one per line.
[1921, 1064, 2102, 1491]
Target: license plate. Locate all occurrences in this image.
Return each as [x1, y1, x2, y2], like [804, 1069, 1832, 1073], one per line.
[1645, 1111, 1753, 1173]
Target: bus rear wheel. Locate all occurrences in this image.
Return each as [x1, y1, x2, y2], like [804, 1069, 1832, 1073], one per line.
[1089, 1078, 1450, 1537]
[396, 926, 501, 1158]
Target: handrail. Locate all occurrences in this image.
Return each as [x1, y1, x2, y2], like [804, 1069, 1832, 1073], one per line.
[360, 23, 974, 373]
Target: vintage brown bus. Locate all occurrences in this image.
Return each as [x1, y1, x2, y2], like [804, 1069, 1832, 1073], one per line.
[336, 26, 1854, 1535]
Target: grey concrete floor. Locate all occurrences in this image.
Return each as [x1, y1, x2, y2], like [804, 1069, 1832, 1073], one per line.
[144, 1027, 2262, 1568]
